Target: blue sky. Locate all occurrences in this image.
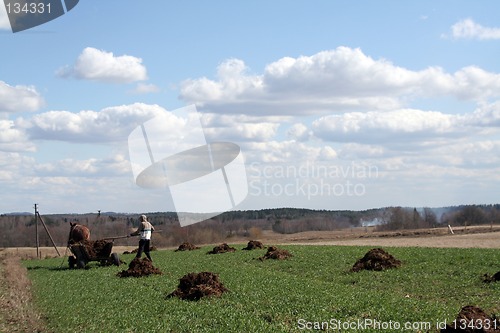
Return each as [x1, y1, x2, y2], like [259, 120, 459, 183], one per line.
[1, 1, 500, 214]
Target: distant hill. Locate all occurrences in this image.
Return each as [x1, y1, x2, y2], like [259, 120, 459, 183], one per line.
[1, 212, 34, 216]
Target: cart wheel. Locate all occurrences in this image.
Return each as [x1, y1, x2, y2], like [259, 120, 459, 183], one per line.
[68, 256, 76, 269]
[76, 259, 86, 269]
[111, 253, 120, 266]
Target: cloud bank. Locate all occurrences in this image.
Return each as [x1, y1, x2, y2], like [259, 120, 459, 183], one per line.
[180, 47, 500, 115]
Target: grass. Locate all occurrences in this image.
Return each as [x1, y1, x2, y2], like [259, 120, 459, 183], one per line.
[24, 245, 500, 332]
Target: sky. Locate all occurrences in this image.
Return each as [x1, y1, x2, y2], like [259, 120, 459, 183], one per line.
[1, 1, 500, 215]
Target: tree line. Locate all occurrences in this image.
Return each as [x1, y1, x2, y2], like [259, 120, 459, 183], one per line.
[0, 204, 499, 248]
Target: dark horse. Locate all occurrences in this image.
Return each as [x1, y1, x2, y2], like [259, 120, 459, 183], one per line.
[68, 222, 90, 245]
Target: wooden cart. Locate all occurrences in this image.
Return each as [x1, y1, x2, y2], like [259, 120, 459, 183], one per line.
[68, 240, 120, 269]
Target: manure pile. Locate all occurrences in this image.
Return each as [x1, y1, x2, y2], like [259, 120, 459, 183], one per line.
[167, 272, 228, 301]
[242, 240, 264, 250]
[351, 248, 401, 272]
[78, 239, 113, 258]
[482, 271, 500, 283]
[207, 243, 236, 254]
[441, 305, 500, 333]
[175, 242, 201, 252]
[258, 246, 292, 260]
[117, 258, 162, 278]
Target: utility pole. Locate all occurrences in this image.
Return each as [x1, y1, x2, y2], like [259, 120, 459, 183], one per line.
[34, 204, 40, 258]
[34, 204, 61, 258]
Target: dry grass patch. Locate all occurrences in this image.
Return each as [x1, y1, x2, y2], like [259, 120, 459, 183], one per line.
[0, 256, 46, 333]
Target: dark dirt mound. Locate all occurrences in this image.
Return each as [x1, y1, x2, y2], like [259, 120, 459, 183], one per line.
[441, 305, 500, 332]
[351, 248, 401, 272]
[78, 239, 113, 258]
[207, 243, 236, 254]
[117, 258, 163, 278]
[242, 240, 264, 250]
[167, 272, 228, 301]
[175, 242, 201, 252]
[258, 246, 292, 260]
[482, 271, 500, 283]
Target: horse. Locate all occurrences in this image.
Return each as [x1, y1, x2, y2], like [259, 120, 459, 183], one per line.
[68, 222, 91, 245]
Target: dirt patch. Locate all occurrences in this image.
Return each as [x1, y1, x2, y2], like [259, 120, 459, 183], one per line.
[482, 271, 500, 283]
[175, 242, 201, 252]
[441, 305, 500, 332]
[207, 243, 236, 254]
[0, 257, 46, 333]
[242, 240, 265, 250]
[258, 246, 292, 260]
[74, 239, 113, 258]
[167, 272, 228, 301]
[351, 248, 402, 272]
[117, 258, 163, 278]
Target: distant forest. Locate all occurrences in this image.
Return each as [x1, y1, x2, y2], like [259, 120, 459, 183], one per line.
[1, 204, 499, 248]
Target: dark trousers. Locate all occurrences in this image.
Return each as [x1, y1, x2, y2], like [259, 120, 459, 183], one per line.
[136, 239, 152, 261]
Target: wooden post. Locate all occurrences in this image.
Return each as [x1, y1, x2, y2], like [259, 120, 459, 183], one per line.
[37, 212, 61, 257]
[34, 204, 40, 258]
[34, 204, 61, 257]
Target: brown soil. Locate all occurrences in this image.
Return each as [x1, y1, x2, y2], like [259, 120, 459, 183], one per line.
[0, 257, 46, 333]
[207, 243, 236, 254]
[175, 242, 201, 252]
[266, 226, 500, 249]
[482, 271, 500, 283]
[351, 248, 402, 272]
[167, 272, 228, 301]
[441, 305, 500, 332]
[242, 240, 265, 250]
[76, 239, 113, 258]
[117, 258, 163, 278]
[258, 246, 292, 260]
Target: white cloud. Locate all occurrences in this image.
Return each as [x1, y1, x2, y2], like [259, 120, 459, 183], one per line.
[452, 66, 500, 100]
[451, 18, 500, 40]
[0, 152, 34, 181]
[310, 102, 500, 147]
[287, 123, 311, 141]
[199, 112, 284, 142]
[243, 140, 331, 164]
[319, 146, 337, 160]
[466, 101, 500, 126]
[0, 120, 34, 152]
[180, 58, 264, 107]
[439, 140, 500, 168]
[56, 47, 148, 83]
[0, 81, 44, 113]
[312, 109, 461, 144]
[201, 112, 292, 126]
[204, 122, 279, 142]
[34, 154, 131, 177]
[129, 82, 160, 94]
[338, 143, 386, 159]
[0, 3, 10, 30]
[180, 47, 500, 115]
[17, 103, 167, 142]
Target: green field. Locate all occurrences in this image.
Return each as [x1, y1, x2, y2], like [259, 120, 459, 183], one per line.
[24, 245, 499, 332]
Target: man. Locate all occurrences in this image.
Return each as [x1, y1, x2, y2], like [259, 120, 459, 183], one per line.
[130, 214, 155, 261]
